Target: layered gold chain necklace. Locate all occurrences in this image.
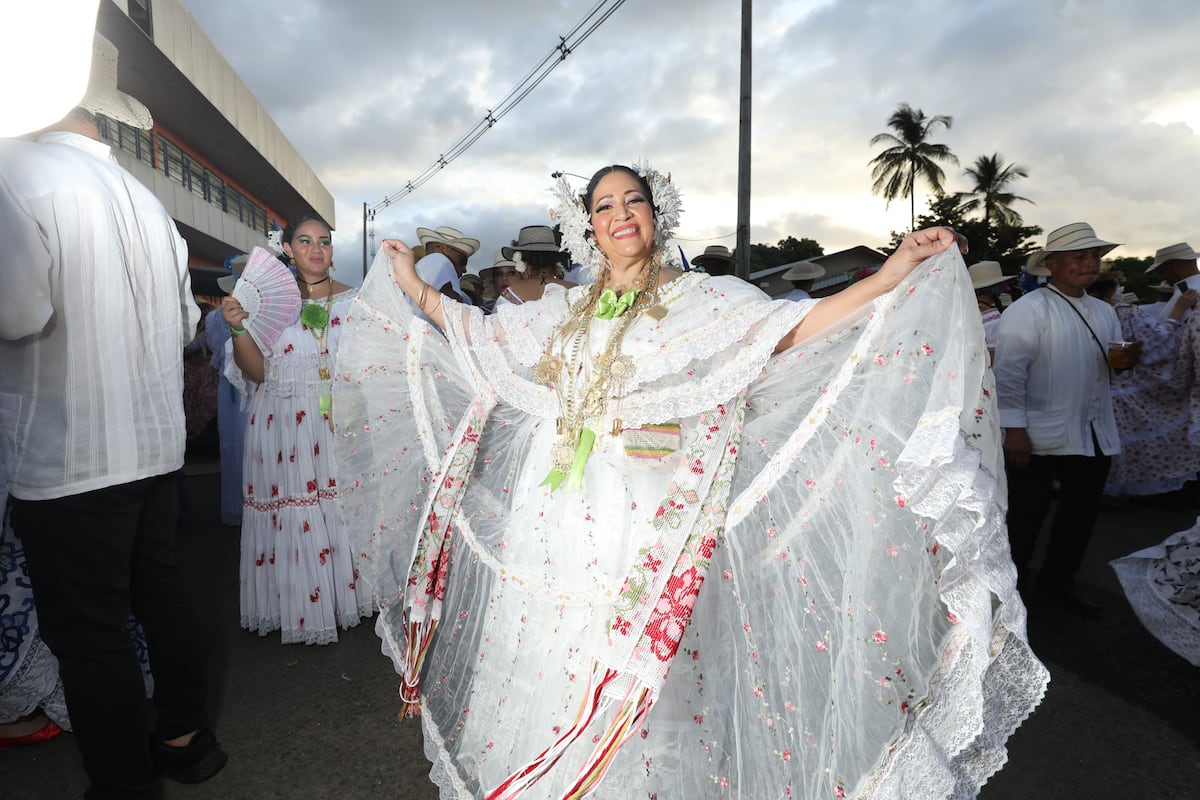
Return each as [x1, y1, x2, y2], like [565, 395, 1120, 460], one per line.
[533, 256, 662, 491]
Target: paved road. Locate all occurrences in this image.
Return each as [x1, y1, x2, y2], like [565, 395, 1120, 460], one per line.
[5, 470, 1199, 799]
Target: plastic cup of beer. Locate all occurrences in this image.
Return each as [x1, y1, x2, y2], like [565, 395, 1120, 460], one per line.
[1107, 341, 1136, 369]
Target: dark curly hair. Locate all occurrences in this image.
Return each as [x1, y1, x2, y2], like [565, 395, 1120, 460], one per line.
[581, 165, 656, 217]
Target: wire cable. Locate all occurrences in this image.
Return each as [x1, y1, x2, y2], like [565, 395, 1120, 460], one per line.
[370, 0, 627, 214]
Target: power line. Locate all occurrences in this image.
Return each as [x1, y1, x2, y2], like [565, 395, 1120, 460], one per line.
[370, 0, 627, 215]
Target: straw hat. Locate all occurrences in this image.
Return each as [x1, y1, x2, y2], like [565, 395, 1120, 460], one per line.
[1025, 251, 1050, 277]
[968, 260, 1010, 289]
[81, 34, 153, 130]
[781, 260, 825, 281]
[480, 250, 519, 282]
[502, 225, 561, 260]
[1026, 222, 1121, 274]
[691, 245, 732, 269]
[416, 226, 480, 257]
[217, 254, 249, 294]
[1146, 242, 1200, 273]
[1152, 280, 1175, 294]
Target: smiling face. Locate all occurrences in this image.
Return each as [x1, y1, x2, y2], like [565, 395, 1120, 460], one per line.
[1046, 247, 1102, 297]
[588, 169, 656, 267]
[284, 219, 333, 281]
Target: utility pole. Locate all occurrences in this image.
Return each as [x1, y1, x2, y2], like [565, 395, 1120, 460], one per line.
[362, 202, 368, 279]
[735, 0, 752, 281]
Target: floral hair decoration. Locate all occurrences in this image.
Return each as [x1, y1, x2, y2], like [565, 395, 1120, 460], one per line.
[551, 158, 683, 281]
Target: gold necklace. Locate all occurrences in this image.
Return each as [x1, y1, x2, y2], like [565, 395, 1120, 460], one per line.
[533, 256, 661, 490]
[306, 290, 335, 431]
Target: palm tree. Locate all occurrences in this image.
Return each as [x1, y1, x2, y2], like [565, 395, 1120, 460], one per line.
[869, 103, 958, 230]
[956, 153, 1033, 256]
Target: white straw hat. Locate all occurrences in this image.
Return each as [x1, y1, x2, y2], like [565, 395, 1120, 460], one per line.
[1026, 222, 1120, 274]
[416, 226, 480, 257]
[480, 250, 518, 281]
[781, 260, 825, 281]
[1146, 242, 1200, 273]
[968, 261, 1010, 289]
[80, 33, 153, 130]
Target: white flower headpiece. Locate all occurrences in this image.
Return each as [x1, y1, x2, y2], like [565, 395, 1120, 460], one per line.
[551, 159, 682, 280]
[513, 252, 528, 274]
[265, 226, 284, 256]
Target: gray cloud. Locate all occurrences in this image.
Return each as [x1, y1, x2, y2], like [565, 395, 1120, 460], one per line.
[189, 0, 1200, 282]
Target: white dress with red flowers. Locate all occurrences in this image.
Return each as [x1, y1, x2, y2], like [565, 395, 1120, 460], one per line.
[226, 289, 373, 645]
[1105, 304, 1200, 496]
[334, 249, 1046, 798]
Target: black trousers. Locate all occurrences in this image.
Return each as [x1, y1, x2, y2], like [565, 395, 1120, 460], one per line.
[1005, 448, 1112, 584]
[12, 472, 208, 800]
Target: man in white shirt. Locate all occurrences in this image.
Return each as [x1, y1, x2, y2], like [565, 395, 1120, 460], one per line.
[779, 260, 826, 301]
[415, 225, 479, 306]
[0, 35, 224, 796]
[1144, 242, 1200, 320]
[994, 222, 1129, 616]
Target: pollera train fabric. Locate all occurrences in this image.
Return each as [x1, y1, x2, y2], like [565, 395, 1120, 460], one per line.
[334, 246, 1047, 799]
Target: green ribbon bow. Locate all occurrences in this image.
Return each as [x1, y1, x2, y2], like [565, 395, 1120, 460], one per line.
[540, 427, 597, 492]
[594, 288, 640, 320]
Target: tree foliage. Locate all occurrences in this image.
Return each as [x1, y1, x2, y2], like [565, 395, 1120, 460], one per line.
[884, 192, 1041, 272]
[955, 153, 1033, 259]
[1108, 255, 1158, 302]
[869, 103, 958, 230]
[742, 236, 824, 272]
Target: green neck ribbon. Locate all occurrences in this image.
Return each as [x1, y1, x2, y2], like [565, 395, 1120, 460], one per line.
[540, 427, 597, 492]
[595, 288, 640, 320]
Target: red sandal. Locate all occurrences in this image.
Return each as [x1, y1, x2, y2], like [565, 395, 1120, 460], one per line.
[0, 721, 65, 750]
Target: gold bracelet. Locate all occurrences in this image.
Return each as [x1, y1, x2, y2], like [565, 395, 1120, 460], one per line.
[417, 282, 429, 311]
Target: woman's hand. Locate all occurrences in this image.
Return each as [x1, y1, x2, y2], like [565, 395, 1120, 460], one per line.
[381, 238, 447, 329]
[222, 295, 264, 380]
[382, 239, 415, 286]
[220, 296, 248, 329]
[874, 227, 958, 292]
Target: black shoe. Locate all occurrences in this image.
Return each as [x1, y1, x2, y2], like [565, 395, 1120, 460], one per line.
[1036, 577, 1104, 618]
[152, 728, 228, 784]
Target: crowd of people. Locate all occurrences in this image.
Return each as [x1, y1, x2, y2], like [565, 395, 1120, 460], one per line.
[1, 32, 1196, 800]
[976, 225, 1200, 651]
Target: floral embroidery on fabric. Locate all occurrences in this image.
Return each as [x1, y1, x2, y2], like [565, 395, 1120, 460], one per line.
[608, 397, 745, 676]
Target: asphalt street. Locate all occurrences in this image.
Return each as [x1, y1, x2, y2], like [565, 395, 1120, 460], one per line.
[4, 461, 1199, 799]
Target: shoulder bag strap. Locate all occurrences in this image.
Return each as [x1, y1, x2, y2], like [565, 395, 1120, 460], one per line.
[1041, 285, 1109, 361]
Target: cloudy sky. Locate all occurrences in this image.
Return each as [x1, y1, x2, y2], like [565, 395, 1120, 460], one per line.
[186, 0, 1199, 282]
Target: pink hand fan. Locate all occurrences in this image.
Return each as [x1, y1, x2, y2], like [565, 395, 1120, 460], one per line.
[232, 247, 301, 350]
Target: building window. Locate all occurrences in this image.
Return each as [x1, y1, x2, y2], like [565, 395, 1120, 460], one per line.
[97, 116, 154, 168]
[99, 117, 271, 237]
[129, 0, 152, 37]
[161, 138, 186, 184]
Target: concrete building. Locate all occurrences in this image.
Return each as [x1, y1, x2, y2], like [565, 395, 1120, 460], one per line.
[97, 0, 334, 297]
